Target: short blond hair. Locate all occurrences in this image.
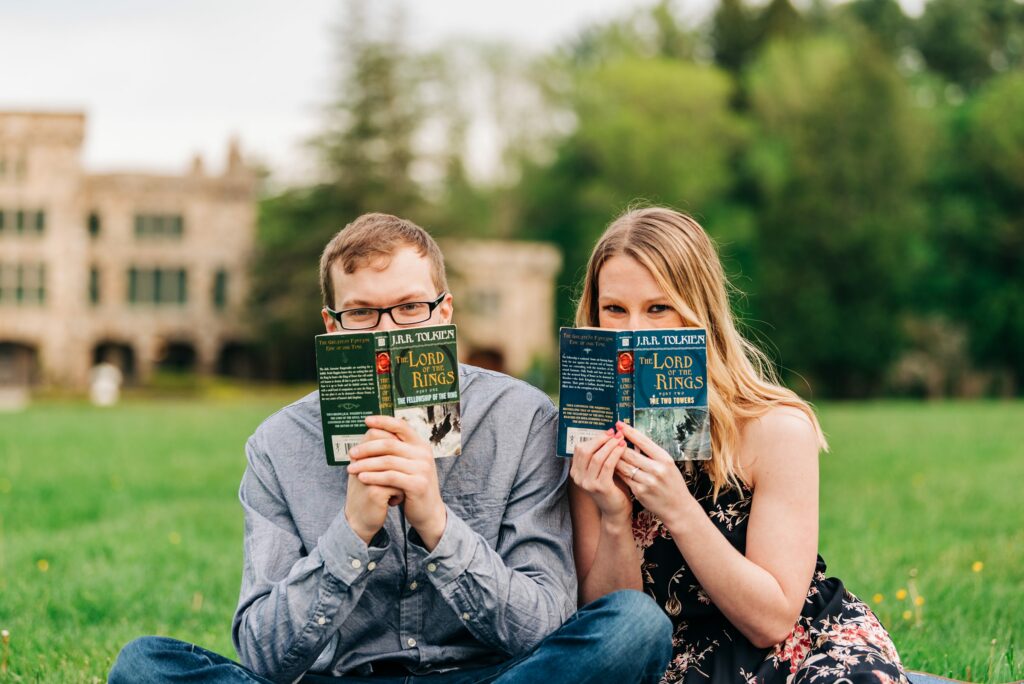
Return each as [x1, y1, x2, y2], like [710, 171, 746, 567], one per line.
[319, 213, 448, 309]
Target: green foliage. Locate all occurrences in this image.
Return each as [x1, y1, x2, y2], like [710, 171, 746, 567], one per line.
[922, 72, 1024, 389]
[744, 35, 931, 396]
[1, 398, 1021, 681]
[244, 0, 1024, 396]
[518, 57, 745, 324]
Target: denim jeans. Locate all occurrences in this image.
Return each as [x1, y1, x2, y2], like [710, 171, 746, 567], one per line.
[109, 590, 672, 684]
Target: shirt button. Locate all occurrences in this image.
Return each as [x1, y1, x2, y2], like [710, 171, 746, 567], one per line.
[427, 563, 437, 573]
[409, 581, 418, 591]
[407, 638, 417, 648]
[461, 612, 471, 620]
[367, 561, 376, 571]
[351, 559, 362, 569]
[317, 616, 326, 626]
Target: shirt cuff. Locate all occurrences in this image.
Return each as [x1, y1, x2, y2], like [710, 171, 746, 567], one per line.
[419, 504, 477, 587]
[318, 512, 390, 586]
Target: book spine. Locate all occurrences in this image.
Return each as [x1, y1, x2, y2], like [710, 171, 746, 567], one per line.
[615, 331, 634, 428]
[373, 332, 394, 416]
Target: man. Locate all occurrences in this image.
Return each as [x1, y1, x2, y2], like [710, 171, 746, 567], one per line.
[109, 213, 670, 683]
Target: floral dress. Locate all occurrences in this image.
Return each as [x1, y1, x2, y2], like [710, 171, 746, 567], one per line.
[633, 466, 908, 684]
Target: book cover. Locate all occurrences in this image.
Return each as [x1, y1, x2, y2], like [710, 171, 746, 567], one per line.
[558, 327, 710, 461]
[389, 324, 461, 458]
[632, 329, 711, 461]
[316, 324, 461, 464]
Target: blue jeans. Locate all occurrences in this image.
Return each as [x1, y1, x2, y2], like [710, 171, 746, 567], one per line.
[109, 590, 672, 684]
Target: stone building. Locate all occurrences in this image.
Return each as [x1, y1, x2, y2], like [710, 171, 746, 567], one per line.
[0, 111, 258, 388]
[0, 111, 562, 390]
[443, 240, 561, 379]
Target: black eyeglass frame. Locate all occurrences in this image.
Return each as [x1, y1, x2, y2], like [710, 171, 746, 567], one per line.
[324, 292, 448, 330]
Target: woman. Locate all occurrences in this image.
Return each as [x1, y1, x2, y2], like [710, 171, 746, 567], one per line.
[569, 207, 907, 684]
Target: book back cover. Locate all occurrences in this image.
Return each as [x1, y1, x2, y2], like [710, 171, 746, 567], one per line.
[557, 328, 623, 457]
[315, 332, 390, 465]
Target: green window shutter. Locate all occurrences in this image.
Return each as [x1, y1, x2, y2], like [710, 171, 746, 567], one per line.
[178, 269, 187, 304]
[128, 268, 138, 303]
[213, 269, 228, 309]
[89, 267, 100, 305]
[88, 212, 101, 238]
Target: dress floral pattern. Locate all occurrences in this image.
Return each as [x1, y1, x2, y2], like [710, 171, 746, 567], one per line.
[633, 466, 908, 684]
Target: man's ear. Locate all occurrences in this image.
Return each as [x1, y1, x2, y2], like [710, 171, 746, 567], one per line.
[322, 308, 340, 333]
[437, 293, 454, 324]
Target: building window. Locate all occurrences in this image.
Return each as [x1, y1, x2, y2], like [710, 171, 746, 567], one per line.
[127, 267, 188, 305]
[0, 262, 45, 305]
[0, 208, 44, 236]
[89, 267, 100, 305]
[88, 212, 101, 238]
[134, 213, 184, 239]
[213, 269, 228, 309]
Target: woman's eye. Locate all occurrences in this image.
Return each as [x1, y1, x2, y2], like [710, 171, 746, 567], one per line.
[602, 304, 626, 314]
[649, 304, 672, 314]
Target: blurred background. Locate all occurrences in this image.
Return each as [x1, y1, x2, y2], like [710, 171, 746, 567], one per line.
[1, 0, 1022, 681]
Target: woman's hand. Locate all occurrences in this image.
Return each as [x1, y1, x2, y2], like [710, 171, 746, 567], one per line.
[614, 421, 692, 521]
[569, 429, 632, 521]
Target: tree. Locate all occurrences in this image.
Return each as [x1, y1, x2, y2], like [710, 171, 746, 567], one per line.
[711, 0, 759, 73]
[252, 1, 431, 379]
[924, 72, 1024, 391]
[518, 57, 746, 325]
[745, 36, 931, 396]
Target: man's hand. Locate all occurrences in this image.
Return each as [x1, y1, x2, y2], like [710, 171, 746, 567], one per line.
[344, 428, 404, 545]
[347, 415, 447, 550]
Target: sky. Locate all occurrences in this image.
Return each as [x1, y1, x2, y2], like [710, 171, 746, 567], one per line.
[0, 0, 693, 183]
[1, 0, 926, 184]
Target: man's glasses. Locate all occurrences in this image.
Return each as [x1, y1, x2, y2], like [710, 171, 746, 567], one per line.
[325, 292, 447, 330]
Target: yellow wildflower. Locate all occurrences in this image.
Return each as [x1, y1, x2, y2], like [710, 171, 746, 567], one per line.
[902, 610, 913, 620]
[914, 596, 925, 606]
[896, 589, 907, 600]
[972, 561, 984, 573]
[37, 559, 49, 572]
[872, 593, 884, 604]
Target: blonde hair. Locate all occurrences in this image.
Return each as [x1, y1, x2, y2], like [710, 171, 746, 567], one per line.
[575, 207, 828, 497]
[320, 213, 448, 309]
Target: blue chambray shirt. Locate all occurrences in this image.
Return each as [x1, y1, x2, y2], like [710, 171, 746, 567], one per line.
[231, 365, 577, 683]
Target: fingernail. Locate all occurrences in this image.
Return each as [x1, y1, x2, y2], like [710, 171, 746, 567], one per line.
[618, 439, 626, 446]
[606, 428, 614, 435]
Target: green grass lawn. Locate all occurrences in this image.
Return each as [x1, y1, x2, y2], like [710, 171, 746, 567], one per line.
[0, 396, 1020, 682]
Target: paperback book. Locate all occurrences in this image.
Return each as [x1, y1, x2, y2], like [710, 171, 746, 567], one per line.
[315, 324, 461, 465]
[558, 327, 711, 461]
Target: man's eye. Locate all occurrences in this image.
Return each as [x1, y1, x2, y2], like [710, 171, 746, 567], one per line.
[399, 303, 422, 312]
[348, 309, 375, 318]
